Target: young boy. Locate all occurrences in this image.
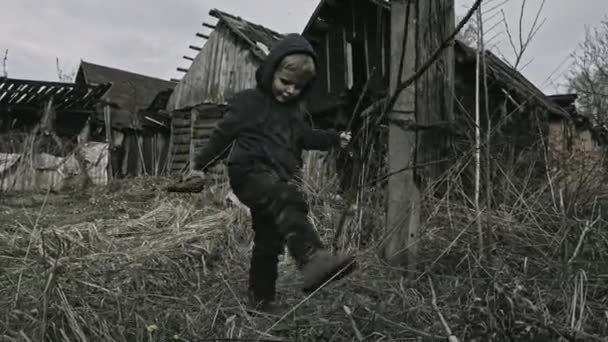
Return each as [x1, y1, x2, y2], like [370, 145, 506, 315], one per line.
[190, 33, 356, 309]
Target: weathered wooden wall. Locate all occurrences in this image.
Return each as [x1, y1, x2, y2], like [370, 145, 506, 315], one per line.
[548, 119, 606, 191]
[111, 129, 169, 178]
[168, 104, 225, 175]
[415, 0, 455, 185]
[166, 24, 259, 110]
[304, 0, 391, 116]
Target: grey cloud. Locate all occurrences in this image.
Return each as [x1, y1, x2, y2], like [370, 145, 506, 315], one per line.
[1, 0, 606, 94]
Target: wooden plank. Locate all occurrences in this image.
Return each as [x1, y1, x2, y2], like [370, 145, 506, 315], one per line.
[193, 117, 220, 127]
[104, 105, 113, 180]
[193, 129, 213, 138]
[196, 108, 224, 119]
[172, 135, 191, 145]
[325, 32, 332, 92]
[329, 28, 346, 93]
[174, 127, 192, 136]
[382, 0, 420, 272]
[193, 123, 217, 130]
[416, 0, 455, 182]
[172, 112, 190, 120]
[191, 138, 211, 146]
[173, 123, 191, 130]
[370, 0, 384, 91]
[351, 1, 369, 90]
[172, 150, 190, 157]
[189, 109, 197, 171]
[172, 117, 191, 127]
[172, 155, 190, 162]
[196, 33, 210, 40]
[173, 144, 190, 154]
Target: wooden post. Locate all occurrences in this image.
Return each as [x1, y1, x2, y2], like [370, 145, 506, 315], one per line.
[103, 104, 113, 179]
[188, 108, 198, 174]
[382, 0, 455, 273]
[382, 0, 421, 270]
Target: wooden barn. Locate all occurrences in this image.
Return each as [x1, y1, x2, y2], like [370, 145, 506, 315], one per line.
[76, 61, 175, 178]
[166, 9, 283, 176]
[301, 0, 571, 200]
[0, 76, 111, 191]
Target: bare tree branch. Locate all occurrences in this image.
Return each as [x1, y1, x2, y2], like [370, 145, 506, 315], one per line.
[568, 17, 608, 123]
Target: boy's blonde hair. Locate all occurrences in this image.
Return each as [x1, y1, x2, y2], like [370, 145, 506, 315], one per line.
[277, 53, 316, 81]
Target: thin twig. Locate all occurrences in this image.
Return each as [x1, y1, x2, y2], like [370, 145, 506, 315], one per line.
[567, 219, 595, 265]
[428, 276, 459, 342]
[343, 305, 364, 341]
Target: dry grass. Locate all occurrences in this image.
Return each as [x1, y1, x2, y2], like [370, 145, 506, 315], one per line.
[0, 170, 607, 341]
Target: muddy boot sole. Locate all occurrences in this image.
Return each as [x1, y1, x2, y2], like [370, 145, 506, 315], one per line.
[301, 253, 357, 294]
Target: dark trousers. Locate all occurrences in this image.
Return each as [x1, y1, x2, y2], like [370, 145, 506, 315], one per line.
[230, 170, 323, 301]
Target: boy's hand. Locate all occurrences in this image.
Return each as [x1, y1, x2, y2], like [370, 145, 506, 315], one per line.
[339, 131, 352, 149]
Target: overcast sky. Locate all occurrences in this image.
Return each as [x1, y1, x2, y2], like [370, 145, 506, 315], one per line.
[0, 0, 606, 95]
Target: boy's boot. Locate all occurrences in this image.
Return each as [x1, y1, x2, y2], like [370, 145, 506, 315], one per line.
[285, 221, 357, 294]
[299, 249, 357, 294]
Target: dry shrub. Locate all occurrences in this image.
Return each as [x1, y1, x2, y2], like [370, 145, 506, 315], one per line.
[0, 161, 607, 341]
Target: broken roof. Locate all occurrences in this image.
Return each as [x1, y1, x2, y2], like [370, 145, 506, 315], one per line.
[76, 61, 175, 129]
[209, 9, 284, 60]
[0, 77, 110, 114]
[455, 41, 568, 118]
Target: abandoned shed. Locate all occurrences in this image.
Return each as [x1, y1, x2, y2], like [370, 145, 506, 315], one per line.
[166, 9, 283, 175]
[301, 0, 571, 199]
[0, 76, 111, 192]
[76, 61, 175, 178]
[547, 93, 607, 190]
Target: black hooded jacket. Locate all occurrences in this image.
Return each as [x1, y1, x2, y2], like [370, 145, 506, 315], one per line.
[193, 34, 340, 183]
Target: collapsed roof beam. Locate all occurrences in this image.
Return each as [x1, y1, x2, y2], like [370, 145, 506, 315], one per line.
[312, 18, 330, 33]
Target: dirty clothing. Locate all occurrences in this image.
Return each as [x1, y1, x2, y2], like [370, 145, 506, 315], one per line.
[230, 169, 323, 301]
[192, 34, 341, 303]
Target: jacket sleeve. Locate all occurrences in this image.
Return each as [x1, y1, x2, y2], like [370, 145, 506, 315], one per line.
[300, 121, 341, 151]
[192, 108, 247, 171]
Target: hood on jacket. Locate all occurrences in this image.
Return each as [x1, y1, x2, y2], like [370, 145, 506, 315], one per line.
[255, 33, 318, 97]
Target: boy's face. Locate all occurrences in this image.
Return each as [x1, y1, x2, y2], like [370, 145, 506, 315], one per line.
[271, 67, 312, 103]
